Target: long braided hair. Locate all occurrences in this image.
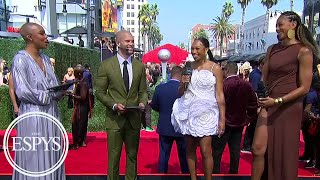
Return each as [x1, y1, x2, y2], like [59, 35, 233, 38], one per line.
[281, 11, 319, 58]
[281, 11, 320, 87]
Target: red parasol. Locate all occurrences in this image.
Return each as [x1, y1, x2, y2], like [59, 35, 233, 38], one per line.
[142, 44, 189, 65]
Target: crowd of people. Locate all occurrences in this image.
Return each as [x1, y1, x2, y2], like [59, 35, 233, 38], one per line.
[0, 10, 320, 180]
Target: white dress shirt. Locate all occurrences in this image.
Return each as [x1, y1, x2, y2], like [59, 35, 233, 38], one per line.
[117, 53, 133, 89]
[113, 53, 134, 111]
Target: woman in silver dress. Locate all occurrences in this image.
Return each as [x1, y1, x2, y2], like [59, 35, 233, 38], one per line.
[11, 22, 66, 180]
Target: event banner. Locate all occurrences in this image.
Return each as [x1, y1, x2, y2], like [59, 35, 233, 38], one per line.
[102, 0, 118, 32]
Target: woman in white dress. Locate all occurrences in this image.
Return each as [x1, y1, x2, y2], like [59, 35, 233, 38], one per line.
[171, 38, 226, 180]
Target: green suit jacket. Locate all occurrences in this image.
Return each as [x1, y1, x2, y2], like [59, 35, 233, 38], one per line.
[96, 55, 148, 130]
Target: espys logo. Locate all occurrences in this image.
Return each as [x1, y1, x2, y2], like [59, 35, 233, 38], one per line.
[2, 112, 69, 177]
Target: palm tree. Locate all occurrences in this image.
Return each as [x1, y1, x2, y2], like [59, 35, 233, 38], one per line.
[178, 42, 186, 50]
[149, 24, 163, 49]
[223, 1, 234, 20]
[194, 29, 209, 39]
[261, 0, 278, 50]
[138, 4, 150, 52]
[149, 4, 159, 21]
[148, 4, 160, 51]
[237, 0, 253, 54]
[138, 3, 160, 52]
[211, 16, 235, 56]
[222, 2, 234, 53]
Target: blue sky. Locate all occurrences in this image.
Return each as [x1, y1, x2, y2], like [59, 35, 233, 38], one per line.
[148, 0, 304, 45]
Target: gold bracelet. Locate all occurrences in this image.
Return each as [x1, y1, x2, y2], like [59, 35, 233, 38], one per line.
[274, 97, 284, 105]
[274, 98, 279, 105]
[278, 97, 283, 104]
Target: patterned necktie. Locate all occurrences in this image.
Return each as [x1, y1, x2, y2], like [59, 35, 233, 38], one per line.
[123, 61, 129, 93]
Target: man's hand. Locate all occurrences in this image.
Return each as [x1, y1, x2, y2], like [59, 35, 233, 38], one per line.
[258, 97, 275, 108]
[139, 103, 145, 111]
[218, 119, 225, 138]
[114, 103, 126, 113]
[13, 105, 19, 117]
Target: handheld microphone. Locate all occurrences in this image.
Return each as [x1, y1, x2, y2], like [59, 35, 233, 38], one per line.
[183, 61, 193, 90]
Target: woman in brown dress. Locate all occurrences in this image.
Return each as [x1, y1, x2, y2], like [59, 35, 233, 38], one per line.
[255, 11, 319, 180]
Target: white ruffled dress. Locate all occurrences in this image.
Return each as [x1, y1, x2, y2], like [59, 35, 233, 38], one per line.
[171, 69, 219, 137]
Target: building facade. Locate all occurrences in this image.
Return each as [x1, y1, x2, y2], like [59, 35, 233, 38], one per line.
[227, 24, 241, 56]
[190, 23, 240, 57]
[0, 0, 11, 32]
[303, 0, 320, 46]
[243, 11, 304, 55]
[55, 0, 88, 34]
[7, 0, 99, 47]
[7, 0, 58, 36]
[242, 12, 279, 55]
[190, 24, 215, 48]
[121, 0, 147, 50]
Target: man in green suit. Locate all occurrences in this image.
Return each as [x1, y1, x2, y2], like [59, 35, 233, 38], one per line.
[96, 30, 148, 180]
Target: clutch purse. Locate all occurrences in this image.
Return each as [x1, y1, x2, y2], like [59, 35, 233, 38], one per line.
[47, 80, 79, 92]
[125, 106, 144, 111]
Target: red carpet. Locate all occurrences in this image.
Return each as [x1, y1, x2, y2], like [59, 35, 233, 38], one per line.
[0, 130, 315, 176]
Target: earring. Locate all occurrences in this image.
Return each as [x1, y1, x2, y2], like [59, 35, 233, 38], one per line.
[287, 29, 295, 39]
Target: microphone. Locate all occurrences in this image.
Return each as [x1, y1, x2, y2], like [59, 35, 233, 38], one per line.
[183, 61, 193, 90]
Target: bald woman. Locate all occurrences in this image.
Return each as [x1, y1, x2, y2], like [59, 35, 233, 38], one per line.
[11, 22, 66, 180]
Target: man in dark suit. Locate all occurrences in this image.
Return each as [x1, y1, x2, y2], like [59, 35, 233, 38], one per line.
[150, 66, 189, 174]
[212, 62, 258, 174]
[96, 30, 148, 180]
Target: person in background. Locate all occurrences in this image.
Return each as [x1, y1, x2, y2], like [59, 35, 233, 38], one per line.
[153, 65, 161, 84]
[2, 65, 10, 85]
[78, 35, 84, 47]
[0, 59, 5, 86]
[302, 81, 320, 171]
[151, 66, 188, 173]
[240, 62, 251, 82]
[299, 62, 320, 163]
[143, 73, 154, 132]
[63, 67, 75, 109]
[212, 62, 257, 174]
[64, 36, 71, 44]
[63, 67, 75, 84]
[83, 64, 94, 109]
[69, 65, 92, 149]
[50, 58, 56, 72]
[83, 64, 93, 92]
[146, 68, 153, 87]
[94, 37, 100, 48]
